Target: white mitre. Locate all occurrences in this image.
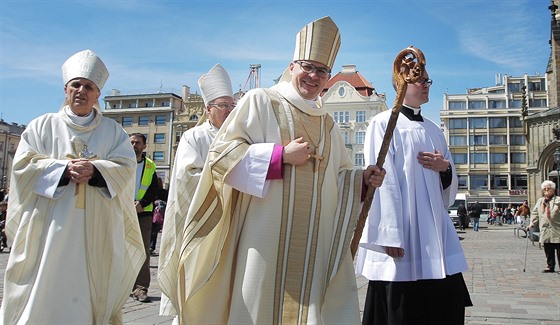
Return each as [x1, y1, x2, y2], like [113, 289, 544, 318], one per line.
[198, 64, 233, 106]
[62, 49, 109, 90]
[61, 49, 109, 111]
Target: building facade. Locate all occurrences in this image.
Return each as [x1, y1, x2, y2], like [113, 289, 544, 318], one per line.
[322, 65, 388, 167]
[103, 88, 185, 186]
[440, 74, 549, 210]
[0, 120, 26, 190]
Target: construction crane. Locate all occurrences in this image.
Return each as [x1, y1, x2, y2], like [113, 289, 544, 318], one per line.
[242, 64, 261, 93]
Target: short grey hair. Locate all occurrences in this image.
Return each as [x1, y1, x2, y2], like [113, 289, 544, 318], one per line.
[541, 180, 556, 190]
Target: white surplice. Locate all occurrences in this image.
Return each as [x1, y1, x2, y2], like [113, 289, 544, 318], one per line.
[164, 81, 365, 324]
[355, 109, 468, 282]
[0, 107, 145, 324]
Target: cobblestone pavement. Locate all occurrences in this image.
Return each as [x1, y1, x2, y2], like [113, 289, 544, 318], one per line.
[0, 223, 558, 324]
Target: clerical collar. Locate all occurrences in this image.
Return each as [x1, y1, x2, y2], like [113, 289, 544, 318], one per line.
[400, 105, 423, 122]
[65, 106, 95, 126]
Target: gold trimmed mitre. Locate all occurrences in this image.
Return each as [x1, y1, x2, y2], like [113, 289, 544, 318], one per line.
[293, 16, 341, 69]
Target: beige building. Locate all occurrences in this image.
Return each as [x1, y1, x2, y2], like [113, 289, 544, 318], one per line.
[440, 74, 548, 210]
[103, 88, 185, 186]
[322, 65, 388, 167]
[0, 120, 26, 189]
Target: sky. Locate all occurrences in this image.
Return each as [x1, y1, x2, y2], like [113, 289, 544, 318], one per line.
[0, 0, 552, 126]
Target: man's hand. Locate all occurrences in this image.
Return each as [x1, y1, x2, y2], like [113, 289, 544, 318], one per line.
[134, 201, 144, 213]
[384, 246, 405, 258]
[283, 137, 314, 166]
[64, 158, 94, 184]
[418, 149, 449, 172]
[363, 165, 386, 187]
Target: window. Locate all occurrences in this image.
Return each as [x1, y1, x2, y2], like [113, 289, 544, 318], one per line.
[489, 135, 507, 145]
[161, 101, 170, 107]
[138, 116, 149, 126]
[468, 100, 485, 109]
[489, 100, 506, 109]
[449, 136, 467, 146]
[489, 117, 507, 128]
[338, 86, 346, 97]
[334, 111, 349, 123]
[452, 153, 467, 164]
[0, 142, 3, 151]
[448, 118, 467, 129]
[155, 115, 167, 125]
[127, 103, 137, 108]
[112, 103, 122, 109]
[470, 152, 487, 163]
[529, 99, 546, 107]
[355, 153, 364, 166]
[508, 99, 521, 108]
[470, 175, 488, 190]
[154, 133, 165, 143]
[490, 175, 508, 189]
[144, 102, 154, 107]
[512, 175, 528, 189]
[355, 131, 365, 144]
[342, 131, 349, 144]
[490, 153, 507, 164]
[356, 111, 366, 123]
[510, 152, 526, 163]
[509, 117, 522, 128]
[153, 151, 164, 161]
[527, 80, 544, 91]
[469, 117, 486, 129]
[510, 135, 525, 145]
[507, 83, 521, 92]
[189, 115, 199, 121]
[122, 117, 132, 126]
[458, 175, 467, 189]
[175, 130, 182, 142]
[469, 135, 487, 146]
[448, 101, 466, 110]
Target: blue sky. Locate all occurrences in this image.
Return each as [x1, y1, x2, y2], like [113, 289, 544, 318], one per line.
[0, 0, 551, 126]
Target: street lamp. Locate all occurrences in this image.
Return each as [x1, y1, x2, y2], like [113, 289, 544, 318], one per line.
[554, 148, 560, 196]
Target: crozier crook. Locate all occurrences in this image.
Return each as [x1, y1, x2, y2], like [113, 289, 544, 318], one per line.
[350, 46, 426, 259]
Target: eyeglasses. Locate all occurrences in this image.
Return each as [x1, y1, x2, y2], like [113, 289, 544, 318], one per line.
[419, 78, 433, 86]
[295, 61, 331, 78]
[210, 102, 236, 110]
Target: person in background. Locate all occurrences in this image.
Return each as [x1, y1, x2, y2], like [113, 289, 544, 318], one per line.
[458, 202, 468, 231]
[0, 201, 7, 251]
[160, 17, 385, 324]
[517, 200, 531, 225]
[158, 63, 235, 320]
[527, 180, 560, 273]
[130, 133, 160, 303]
[470, 200, 483, 231]
[150, 177, 167, 256]
[356, 51, 472, 325]
[0, 50, 144, 324]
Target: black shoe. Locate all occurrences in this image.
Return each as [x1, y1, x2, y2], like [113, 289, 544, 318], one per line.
[132, 288, 151, 302]
[542, 268, 555, 273]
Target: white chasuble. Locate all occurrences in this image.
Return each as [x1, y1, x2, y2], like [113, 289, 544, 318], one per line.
[356, 109, 468, 282]
[0, 108, 145, 324]
[158, 121, 218, 316]
[172, 81, 364, 325]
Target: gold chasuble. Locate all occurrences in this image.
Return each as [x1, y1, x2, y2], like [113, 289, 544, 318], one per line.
[173, 82, 364, 325]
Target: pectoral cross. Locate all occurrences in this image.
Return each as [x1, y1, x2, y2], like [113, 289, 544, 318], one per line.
[308, 151, 324, 173]
[66, 137, 98, 209]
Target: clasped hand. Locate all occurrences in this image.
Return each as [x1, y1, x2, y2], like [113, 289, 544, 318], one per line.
[64, 158, 94, 184]
[417, 149, 449, 172]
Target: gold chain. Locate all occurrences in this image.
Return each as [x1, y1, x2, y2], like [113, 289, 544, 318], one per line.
[296, 113, 323, 149]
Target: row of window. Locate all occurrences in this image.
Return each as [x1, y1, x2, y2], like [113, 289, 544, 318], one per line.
[448, 117, 523, 129]
[452, 152, 526, 164]
[449, 134, 526, 146]
[111, 101, 171, 109]
[457, 174, 527, 190]
[448, 98, 546, 110]
[333, 110, 367, 123]
[115, 115, 168, 127]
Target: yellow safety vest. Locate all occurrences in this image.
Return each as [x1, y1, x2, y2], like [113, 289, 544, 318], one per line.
[135, 157, 157, 212]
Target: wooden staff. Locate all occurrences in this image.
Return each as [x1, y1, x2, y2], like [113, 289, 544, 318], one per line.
[350, 46, 426, 259]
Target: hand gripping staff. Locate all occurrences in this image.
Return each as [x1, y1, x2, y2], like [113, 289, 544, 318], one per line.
[350, 46, 426, 259]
